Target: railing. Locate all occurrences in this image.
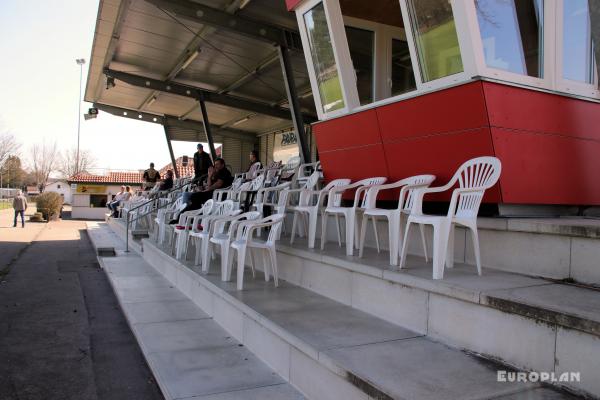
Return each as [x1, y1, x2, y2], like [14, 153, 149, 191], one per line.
[123, 180, 190, 252]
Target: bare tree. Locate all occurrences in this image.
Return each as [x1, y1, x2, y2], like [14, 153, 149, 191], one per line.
[0, 132, 20, 167]
[58, 148, 97, 178]
[30, 142, 59, 192]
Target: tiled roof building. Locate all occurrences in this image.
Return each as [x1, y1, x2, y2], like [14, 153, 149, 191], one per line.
[68, 171, 144, 185]
[160, 156, 195, 178]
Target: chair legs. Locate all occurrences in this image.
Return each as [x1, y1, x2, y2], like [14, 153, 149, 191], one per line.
[307, 210, 319, 249]
[236, 247, 246, 291]
[469, 226, 482, 275]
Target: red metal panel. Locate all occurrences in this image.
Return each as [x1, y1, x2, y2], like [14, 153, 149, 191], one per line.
[285, 0, 303, 11]
[483, 82, 600, 141]
[376, 81, 489, 143]
[312, 109, 383, 152]
[318, 144, 389, 182]
[492, 127, 600, 205]
[382, 127, 501, 202]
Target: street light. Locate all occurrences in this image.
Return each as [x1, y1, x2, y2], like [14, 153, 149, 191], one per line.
[75, 58, 86, 175]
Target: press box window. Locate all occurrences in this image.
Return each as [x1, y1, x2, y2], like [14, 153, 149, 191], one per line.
[407, 0, 464, 82]
[303, 3, 345, 113]
[475, 0, 544, 78]
[562, 0, 596, 84]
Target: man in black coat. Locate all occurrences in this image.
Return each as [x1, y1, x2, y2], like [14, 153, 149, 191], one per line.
[193, 143, 213, 184]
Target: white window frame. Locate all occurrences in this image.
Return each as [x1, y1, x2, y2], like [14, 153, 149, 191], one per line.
[462, 0, 553, 90]
[342, 15, 407, 102]
[295, 0, 360, 120]
[554, 0, 600, 98]
[401, 0, 473, 92]
[294, 0, 600, 122]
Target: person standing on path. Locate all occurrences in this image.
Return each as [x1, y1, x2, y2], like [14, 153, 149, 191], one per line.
[12, 190, 28, 228]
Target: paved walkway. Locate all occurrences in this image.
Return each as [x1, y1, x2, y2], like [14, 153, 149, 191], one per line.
[0, 212, 164, 400]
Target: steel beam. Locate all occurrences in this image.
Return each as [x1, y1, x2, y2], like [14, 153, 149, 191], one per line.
[163, 126, 180, 178]
[93, 102, 257, 143]
[278, 45, 309, 163]
[105, 68, 293, 120]
[145, 0, 302, 51]
[139, 0, 245, 110]
[198, 98, 218, 160]
[219, 52, 280, 94]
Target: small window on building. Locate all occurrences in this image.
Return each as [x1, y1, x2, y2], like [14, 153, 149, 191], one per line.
[407, 0, 464, 82]
[475, 0, 544, 78]
[304, 3, 345, 113]
[562, 0, 596, 84]
[57, 184, 61, 189]
[90, 194, 107, 208]
[345, 26, 375, 105]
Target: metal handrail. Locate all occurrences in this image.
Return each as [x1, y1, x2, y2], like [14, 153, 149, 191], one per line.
[124, 180, 191, 251]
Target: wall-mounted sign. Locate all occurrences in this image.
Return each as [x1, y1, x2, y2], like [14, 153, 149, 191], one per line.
[280, 131, 297, 146]
[75, 185, 107, 194]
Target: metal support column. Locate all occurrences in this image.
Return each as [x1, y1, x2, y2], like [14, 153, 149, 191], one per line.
[163, 125, 180, 178]
[278, 45, 310, 163]
[198, 97, 218, 160]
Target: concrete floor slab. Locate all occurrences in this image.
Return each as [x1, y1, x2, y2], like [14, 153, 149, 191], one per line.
[266, 304, 421, 351]
[184, 383, 305, 400]
[494, 387, 583, 399]
[135, 319, 237, 354]
[324, 337, 534, 400]
[147, 346, 285, 400]
[483, 284, 600, 335]
[118, 285, 187, 304]
[123, 299, 210, 324]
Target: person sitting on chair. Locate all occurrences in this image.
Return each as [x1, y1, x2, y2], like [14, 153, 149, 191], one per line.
[107, 186, 126, 216]
[159, 169, 174, 191]
[170, 158, 232, 223]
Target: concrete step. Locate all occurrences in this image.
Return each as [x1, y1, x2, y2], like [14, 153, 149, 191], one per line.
[275, 236, 600, 398]
[136, 237, 583, 400]
[88, 223, 305, 400]
[316, 215, 600, 286]
[86, 221, 120, 256]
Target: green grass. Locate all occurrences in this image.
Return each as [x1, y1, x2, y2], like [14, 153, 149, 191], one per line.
[318, 75, 344, 112]
[0, 201, 11, 210]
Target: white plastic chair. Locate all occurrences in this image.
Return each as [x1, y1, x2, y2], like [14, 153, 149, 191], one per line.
[294, 161, 322, 188]
[358, 175, 435, 265]
[155, 197, 184, 244]
[321, 177, 387, 256]
[289, 179, 350, 249]
[188, 200, 240, 271]
[245, 161, 262, 180]
[228, 214, 286, 290]
[171, 200, 214, 259]
[210, 211, 262, 281]
[399, 157, 502, 279]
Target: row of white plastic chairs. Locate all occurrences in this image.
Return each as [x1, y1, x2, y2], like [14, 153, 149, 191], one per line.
[286, 156, 502, 280]
[155, 193, 289, 290]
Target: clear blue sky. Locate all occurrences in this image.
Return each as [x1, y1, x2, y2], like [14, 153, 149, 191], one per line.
[0, 0, 197, 173]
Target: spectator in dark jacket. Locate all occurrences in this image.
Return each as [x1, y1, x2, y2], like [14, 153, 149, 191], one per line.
[193, 144, 213, 183]
[159, 170, 174, 191]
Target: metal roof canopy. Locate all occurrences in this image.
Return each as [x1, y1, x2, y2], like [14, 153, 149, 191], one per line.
[85, 0, 315, 162]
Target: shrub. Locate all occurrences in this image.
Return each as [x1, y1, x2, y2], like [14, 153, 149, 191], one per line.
[36, 192, 63, 220]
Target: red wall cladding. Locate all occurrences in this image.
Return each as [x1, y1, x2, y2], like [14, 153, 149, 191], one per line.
[286, 0, 303, 11]
[312, 80, 600, 205]
[483, 82, 600, 205]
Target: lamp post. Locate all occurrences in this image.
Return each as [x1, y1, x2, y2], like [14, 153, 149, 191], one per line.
[75, 58, 86, 175]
